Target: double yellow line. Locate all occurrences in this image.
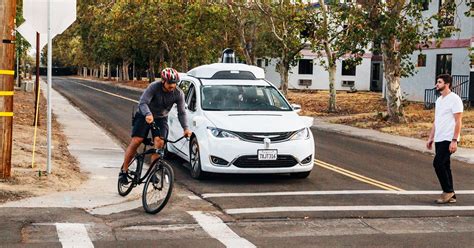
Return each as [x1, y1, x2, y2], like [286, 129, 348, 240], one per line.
[314, 159, 404, 191]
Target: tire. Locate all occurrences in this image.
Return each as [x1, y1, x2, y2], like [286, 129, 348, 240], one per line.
[142, 160, 174, 214]
[117, 157, 138, 196]
[290, 171, 311, 179]
[189, 138, 206, 180]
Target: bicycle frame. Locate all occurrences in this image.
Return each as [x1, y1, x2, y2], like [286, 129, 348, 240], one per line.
[131, 134, 187, 185]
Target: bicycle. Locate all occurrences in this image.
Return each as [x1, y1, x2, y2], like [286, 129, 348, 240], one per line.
[117, 122, 187, 214]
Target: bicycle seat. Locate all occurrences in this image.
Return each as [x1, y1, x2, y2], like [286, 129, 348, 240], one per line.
[143, 138, 154, 146]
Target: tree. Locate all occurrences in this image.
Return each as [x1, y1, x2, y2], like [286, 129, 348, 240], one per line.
[308, 0, 367, 113]
[359, 0, 458, 123]
[256, 1, 309, 96]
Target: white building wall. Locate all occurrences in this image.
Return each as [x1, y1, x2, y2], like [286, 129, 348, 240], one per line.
[401, 48, 471, 101]
[262, 55, 372, 91]
[421, 0, 471, 40]
[263, 59, 281, 87]
[397, 0, 472, 102]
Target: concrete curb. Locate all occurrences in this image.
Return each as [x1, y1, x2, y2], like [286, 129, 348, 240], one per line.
[312, 118, 474, 165]
[68, 76, 145, 93]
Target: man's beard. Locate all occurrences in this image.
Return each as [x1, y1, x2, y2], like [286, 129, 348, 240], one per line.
[436, 85, 445, 92]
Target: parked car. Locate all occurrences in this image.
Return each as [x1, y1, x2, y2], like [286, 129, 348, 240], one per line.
[167, 62, 315, 179]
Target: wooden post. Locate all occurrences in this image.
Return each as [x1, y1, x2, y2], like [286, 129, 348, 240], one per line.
[0, 0, 17, 178]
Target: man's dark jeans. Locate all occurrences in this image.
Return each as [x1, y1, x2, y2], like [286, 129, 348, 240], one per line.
[433, 141, 454, 193]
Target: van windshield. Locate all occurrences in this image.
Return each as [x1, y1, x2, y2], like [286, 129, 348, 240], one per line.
[201, 85, 292, 111]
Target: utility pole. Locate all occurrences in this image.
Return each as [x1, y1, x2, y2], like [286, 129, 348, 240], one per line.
[33, 32, 40, 127]
[0, 0, 17, 179]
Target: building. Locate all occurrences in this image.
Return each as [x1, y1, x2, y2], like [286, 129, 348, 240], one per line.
[260, 50, 374, 92]
[400, 0, 472, 105]
[262, 0, 472, 105]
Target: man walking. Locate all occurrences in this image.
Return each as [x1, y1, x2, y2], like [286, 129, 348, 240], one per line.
[426, 74, 463, 204]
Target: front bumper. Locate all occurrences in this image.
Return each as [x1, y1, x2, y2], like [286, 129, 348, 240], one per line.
[199, 135, 315, 174]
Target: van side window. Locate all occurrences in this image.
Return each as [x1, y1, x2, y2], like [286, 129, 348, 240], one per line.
[179, 80, 192, 97]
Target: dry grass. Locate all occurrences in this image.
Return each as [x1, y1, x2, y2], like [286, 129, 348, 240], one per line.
[0, 89, 87, 203]
[288, 90, 474, 148]
[287, 90, 386, 116]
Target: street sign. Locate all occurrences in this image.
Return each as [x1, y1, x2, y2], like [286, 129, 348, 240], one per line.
[17, 23, 47, 52]
[23, 0, 77, 38]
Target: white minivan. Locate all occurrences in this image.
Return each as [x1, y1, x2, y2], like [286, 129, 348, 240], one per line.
[167, 62, 315, 179]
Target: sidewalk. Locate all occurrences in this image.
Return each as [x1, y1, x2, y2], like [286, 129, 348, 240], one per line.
[312, 118, 474, 165]
[1, 81, 141, 213]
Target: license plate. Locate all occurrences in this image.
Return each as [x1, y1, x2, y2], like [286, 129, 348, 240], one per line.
[258, 149, 278, 161]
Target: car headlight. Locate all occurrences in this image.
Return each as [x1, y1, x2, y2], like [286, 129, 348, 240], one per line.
[207, 127, 239, 139]
[291, 128, 310, 140]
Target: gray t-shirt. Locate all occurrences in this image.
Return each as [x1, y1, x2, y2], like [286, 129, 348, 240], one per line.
[138, 81, 188, 129]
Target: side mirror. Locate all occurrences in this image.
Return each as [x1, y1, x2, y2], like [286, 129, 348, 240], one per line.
[192, 116, 206, 127]
[300, 116, 314, 128]
[291, 104, 301, 113]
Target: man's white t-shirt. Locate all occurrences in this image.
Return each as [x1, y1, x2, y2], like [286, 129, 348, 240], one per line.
[434, 92, 463, 142]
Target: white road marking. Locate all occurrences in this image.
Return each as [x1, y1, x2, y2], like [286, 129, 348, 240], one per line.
[72, 81, 139, 103]
[123, 224, 200, 231]
[188, 211, 256, 248]
[188, 195, 204, 200]
[200, 190, 474, 198]
[87, 199, 142, 215]
[55, 223, 94, 248]
[226, 205, 474, 214]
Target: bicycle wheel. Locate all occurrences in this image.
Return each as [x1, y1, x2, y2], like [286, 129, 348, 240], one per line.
[142, 160, 174, 214]
[117, 156, 139, 196]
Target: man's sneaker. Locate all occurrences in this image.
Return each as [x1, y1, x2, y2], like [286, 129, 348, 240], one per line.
[435, 192, 455, 204]
[119, 171, 128, 184]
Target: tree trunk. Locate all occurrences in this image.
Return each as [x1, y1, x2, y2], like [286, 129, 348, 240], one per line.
[328, 63, 337, 113]
[122, 60, 130, 81]
[137, 70, 142, 81]
[149, 58, 155, 83]
[132, 61, 135, 82]
[278, 60, 289, 96]
[382, 42, 406, 123]
[22, 57, 27, 79]
[159, 49, 165, 72]
[100, 64, 105, 79]
[107, 63, 111, 80]
[181, 51, 189, 72]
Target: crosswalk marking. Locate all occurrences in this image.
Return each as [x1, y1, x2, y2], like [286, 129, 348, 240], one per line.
[226, 205, 474, 214]
[55, 223, 94, 248]
[198, 190, 474, 198]
[188, 211, 256, 248]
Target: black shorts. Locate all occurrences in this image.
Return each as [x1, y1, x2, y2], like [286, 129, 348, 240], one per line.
[131, 112, 169, 139]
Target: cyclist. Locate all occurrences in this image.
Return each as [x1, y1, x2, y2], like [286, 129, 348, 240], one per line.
[119, 68, 192, 183]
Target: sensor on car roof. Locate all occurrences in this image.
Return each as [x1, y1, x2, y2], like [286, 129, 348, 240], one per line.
[221, 48, 236, 63]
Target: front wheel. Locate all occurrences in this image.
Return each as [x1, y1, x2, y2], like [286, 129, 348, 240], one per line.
[142, 160, 174, 214]
[190, 138, 207, 180]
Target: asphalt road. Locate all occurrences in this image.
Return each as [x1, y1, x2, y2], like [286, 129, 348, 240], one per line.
[9, 76, 471, 247]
